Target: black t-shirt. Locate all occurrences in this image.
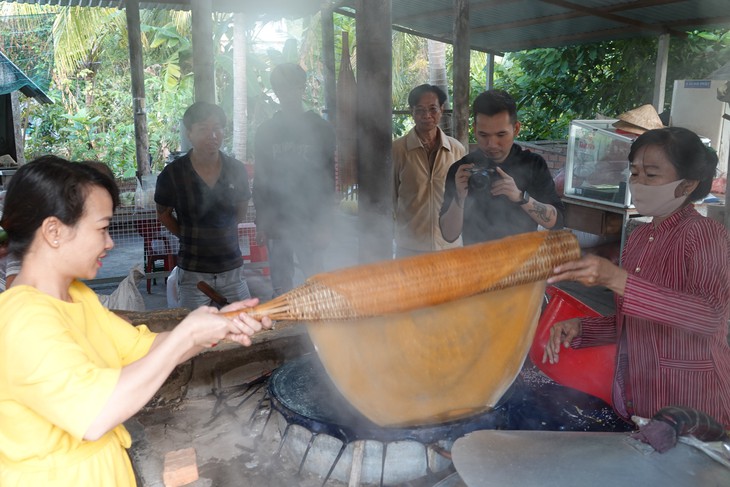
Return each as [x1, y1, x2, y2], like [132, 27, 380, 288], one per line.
[253, 110, 336, 238]
[155, 151, 250, 273]
[440, 144, 565, 245]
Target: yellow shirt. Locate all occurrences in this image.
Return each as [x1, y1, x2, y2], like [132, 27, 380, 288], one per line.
[0, 281, 157, 486]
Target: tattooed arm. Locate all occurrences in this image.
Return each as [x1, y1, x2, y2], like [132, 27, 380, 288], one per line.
[523, 198, 559, 228]
[492, 166, 561, 229]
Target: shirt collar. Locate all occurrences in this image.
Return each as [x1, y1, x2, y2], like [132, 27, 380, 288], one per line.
[405, 127, 452, 152]
[652, 203, 696, 231]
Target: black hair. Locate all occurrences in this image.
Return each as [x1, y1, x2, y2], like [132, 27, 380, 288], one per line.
[0, 155, 120, 259]
[407, 84, 448, 108]
[472, 89, 518, 124]
[628, 127, 718, 201]
[270, 63, 307, 94]
[182, 101, 227, 130]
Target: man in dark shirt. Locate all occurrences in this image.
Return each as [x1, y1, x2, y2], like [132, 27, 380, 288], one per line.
[440, 90, 564, 244]
[253, 63, 336, 297]
[155, 102, 251, 308]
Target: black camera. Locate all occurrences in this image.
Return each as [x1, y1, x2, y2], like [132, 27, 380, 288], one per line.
[467, 158, 498, 192]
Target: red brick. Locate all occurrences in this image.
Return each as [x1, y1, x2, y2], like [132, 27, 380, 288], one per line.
[163, 447, 199, 487]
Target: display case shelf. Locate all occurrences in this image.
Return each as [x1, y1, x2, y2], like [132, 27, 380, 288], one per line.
[564, 120, 637, 208]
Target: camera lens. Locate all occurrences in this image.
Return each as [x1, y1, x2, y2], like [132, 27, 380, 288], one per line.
[468, 168, 491, 192]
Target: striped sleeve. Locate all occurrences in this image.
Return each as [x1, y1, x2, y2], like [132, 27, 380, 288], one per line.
[621, 221, 730, 336]
[571, 314, 618, 348]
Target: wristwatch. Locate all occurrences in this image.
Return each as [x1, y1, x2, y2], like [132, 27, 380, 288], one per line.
[519, 190, 530, 205]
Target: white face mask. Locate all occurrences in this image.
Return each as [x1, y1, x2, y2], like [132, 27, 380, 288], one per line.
[629, 179, 686, 218]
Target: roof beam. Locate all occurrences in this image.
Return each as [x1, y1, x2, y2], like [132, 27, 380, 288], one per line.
[471, 0, 686, 34]
[537, 0, 686, 37]
[664, 15, 730, 29]
[392, 0, 511, 25]
[493, 25, 647, 52]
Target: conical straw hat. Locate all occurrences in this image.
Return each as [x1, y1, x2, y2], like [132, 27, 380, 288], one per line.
[612, 104, 665, 134]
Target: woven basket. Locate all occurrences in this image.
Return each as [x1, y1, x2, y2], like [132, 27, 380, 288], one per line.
[225, 230, 580, 322]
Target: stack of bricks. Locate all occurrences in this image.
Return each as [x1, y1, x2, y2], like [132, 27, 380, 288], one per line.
[518, 140, 568, 176]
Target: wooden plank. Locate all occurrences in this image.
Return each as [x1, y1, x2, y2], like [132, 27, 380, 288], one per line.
[564, 201, 622, 236]
[653, 33, 670, 111]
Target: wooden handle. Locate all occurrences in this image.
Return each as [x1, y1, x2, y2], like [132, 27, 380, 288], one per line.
[197, 281, 229, 307]
[219, 306, 268, 321]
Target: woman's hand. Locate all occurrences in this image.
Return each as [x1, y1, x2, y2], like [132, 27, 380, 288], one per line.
[547, 254, 628, 295]
[176, 298, 271, 349]
[219, 298, 273, 346]
[542, 318, 581, 364]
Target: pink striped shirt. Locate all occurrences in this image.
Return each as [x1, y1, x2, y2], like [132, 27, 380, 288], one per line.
[574, 204, 730, 426]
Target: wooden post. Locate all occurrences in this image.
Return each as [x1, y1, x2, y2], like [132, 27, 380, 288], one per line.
[192, 0, 215, 104]
[453, 0, 470, 149]
[125, 0, 150, 176]
[321, 6, 336, 123]
[356, 0, 392, 264]
[10, 91, 24, 164]
[486, 53, 495, 90]
[652, 33, 670, 113]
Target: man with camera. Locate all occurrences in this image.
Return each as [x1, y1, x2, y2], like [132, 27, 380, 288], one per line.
[440, 90, 564, 245]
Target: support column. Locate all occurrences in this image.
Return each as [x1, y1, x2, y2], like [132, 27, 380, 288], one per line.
[321, 6, 336, 122]
[652, 33, 670, 112]
[10, 91, 24, 164]
[356, 0, 392, 263]
[125, 0, 150, 176]
[485, 53, 495, 90]
[192, 0, 215, 104]
[453, 0, 470, 149]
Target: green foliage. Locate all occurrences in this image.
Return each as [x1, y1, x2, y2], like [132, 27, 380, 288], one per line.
[494, 32, 730, 141]
[9, 3, 730, 176]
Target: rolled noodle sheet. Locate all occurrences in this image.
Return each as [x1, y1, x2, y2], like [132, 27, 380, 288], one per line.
[307, 281, 546, 427]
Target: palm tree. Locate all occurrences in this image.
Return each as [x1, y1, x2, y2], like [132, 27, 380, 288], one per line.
[232, 12, 247, 161]
[427, 39, 450, 134]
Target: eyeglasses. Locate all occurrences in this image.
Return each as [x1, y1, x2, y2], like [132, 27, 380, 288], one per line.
[413, 106, 441, 117]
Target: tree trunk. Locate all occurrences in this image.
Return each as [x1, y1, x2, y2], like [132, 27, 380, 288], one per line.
[192, 0, 215, 104]
[232, 12, 247, 162]
[427, 39, 450, 135]
[125, 0, 150, 177]
[321, 6, 336, 124]
[337, 31, 357, 195]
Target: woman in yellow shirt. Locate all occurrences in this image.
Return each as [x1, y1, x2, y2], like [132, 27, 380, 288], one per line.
[0, 156, 271, 486]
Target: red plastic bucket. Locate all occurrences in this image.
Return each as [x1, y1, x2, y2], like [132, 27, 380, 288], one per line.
[528, 286, 616, 405]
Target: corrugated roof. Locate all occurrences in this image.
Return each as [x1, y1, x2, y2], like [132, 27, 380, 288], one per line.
[4, 0, 730, 53]
[336, 0, 730, 54]
[0, 50, 51, 103]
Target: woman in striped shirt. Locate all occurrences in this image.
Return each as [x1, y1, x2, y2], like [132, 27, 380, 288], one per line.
[543, 127, 730, 428]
